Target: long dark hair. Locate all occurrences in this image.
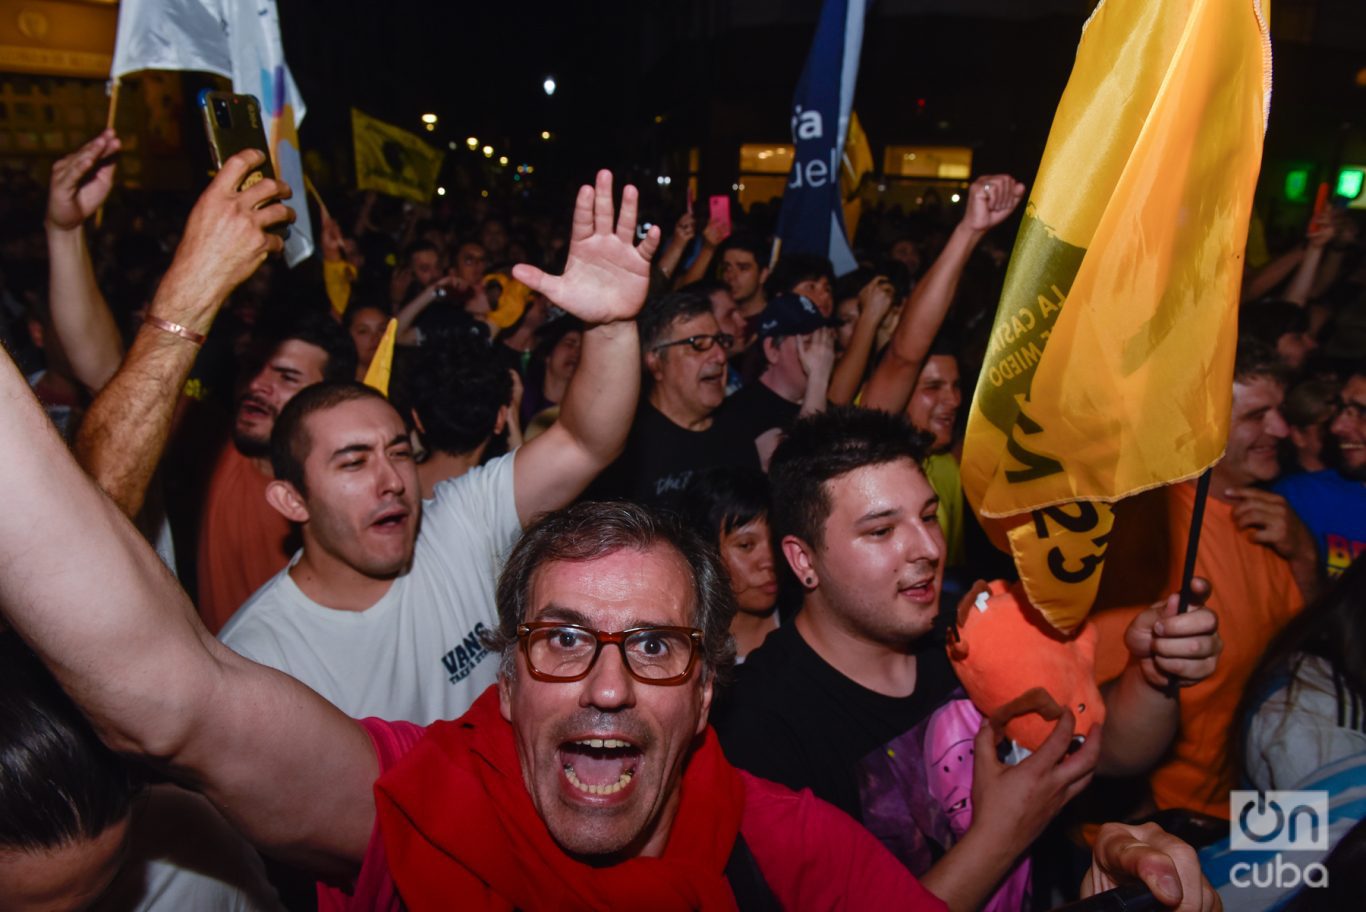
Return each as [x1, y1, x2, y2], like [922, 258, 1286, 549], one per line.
[1232, 558, 1366, 785]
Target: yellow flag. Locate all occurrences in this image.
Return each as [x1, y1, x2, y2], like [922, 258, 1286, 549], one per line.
[960, 0, 1272, 631]
[351, 109, 445, 203]
[363, 318, 398, 397]
[841, 112, 873, 242]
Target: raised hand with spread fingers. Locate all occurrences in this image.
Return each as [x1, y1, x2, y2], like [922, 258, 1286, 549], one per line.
[513, 170, 660, 326]
[506, 171, 658, 526]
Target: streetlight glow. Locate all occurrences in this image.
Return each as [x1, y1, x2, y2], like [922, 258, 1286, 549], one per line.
[543, 76, 556, 96]
[421, 113, 438, 125]
[466, 136, 479, 150]
[482, 145, 494, 158]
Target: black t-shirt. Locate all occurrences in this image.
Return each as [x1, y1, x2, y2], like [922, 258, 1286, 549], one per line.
[589, 401, 760, 507]
[712, 621, 964, 875]
[713, 380, 802, 466]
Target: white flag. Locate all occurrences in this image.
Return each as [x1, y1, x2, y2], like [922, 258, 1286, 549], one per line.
[111, 0, 313, 266]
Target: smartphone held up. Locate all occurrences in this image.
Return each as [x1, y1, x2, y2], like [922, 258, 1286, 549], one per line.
[198, 90, 290, 239]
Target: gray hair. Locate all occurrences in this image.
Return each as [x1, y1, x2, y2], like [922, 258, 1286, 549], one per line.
[484, 501, 737, 686]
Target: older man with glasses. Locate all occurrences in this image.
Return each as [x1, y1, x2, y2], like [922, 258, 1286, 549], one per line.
[590, 290, 761, 505]
[0, 408, 1222, 911]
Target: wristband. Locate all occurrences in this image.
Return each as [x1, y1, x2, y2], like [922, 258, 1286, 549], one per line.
[143, 315, 206, 346]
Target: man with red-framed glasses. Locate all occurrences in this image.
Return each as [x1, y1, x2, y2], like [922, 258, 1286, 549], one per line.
[0, 175, 1219, 911]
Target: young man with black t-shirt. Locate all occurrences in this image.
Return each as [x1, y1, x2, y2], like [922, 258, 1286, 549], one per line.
[713, 407, 1223, 912]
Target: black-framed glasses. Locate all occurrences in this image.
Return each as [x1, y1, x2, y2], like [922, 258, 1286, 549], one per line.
[651, 333, 733, 354]
[516, 623, 703, 685]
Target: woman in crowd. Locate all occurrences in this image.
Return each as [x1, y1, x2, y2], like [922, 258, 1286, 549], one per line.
[520, 315, 583, 431]
[681, 467, 779, 660]
[1234, 556, 1366, 792]
[1198, 560, 1366, 909]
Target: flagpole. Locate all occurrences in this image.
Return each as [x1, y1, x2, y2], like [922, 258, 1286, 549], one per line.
[1175, 467, 1212, 616]
[1164, 466, 1212, 697]
[94, 77, 121, 230]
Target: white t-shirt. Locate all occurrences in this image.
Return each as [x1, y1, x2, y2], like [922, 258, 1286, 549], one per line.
[219, 452, 520, 724]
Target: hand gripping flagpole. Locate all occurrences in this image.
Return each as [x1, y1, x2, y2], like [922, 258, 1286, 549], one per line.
[1164, 467, 1212, 697]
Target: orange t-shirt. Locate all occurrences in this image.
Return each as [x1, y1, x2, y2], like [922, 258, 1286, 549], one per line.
[1091, 482, 1304, 818]
[196, 445, 294, 633]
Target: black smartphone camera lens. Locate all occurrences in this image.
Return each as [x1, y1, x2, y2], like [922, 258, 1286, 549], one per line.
[212, 98, 232, 128]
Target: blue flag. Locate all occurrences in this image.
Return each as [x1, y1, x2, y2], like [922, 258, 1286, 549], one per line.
[774, 0, 866, 276]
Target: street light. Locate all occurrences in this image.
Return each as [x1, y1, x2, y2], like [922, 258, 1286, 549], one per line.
[540, 130, 551, 141]
[482, 145, 494, 158]
[543, 76, 556, 96]
[421, 113, 438, 125]
[498, 155, 509, 166]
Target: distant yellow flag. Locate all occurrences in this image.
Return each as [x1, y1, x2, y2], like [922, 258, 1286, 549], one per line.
[352, 109, 445, 203]
[362, 318, 398, 397]
[960, 0, 1272, 631]
[841, 112, 873, 241]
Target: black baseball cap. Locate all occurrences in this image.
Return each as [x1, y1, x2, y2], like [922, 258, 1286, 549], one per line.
[757, 293, 840, 339]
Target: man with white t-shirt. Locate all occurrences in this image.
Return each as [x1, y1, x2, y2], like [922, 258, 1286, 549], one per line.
[219, 171, 661, 723]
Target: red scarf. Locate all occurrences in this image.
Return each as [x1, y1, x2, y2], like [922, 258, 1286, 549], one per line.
[374, 688, 746, 911]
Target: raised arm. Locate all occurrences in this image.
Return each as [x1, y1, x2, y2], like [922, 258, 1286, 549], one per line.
[655, 211, 695, 282]
[1240, 245, 1304, 304]
[797, 326, 836, 417]
[861, 174, 1024, 414]
[1283, 218, 1334, 307]
[44, 129, 125, 394]
[827, 275, 894, 405]
[0, 338, 377, 878]
[73, 150, 292, 517]
[673, 219, 726, 289]
[510, 170, 659, 525]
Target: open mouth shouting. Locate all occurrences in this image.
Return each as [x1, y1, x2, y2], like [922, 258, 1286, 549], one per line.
[558, 737, 643, 800]
[369, 505, 410, 532]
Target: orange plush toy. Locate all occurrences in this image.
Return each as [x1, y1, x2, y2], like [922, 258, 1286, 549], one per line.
[947, 579, 1105, 752]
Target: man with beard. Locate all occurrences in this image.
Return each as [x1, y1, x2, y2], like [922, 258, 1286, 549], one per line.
[1275, 365, 1366, 577]
[67, 148, 351, 633]
[198, 313, 357, 633]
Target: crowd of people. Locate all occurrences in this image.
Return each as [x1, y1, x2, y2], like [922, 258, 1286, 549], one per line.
[0, 123, 1363, 912]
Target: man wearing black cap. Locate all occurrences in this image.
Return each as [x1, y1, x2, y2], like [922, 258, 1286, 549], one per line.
[716, 292, 839, 470]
